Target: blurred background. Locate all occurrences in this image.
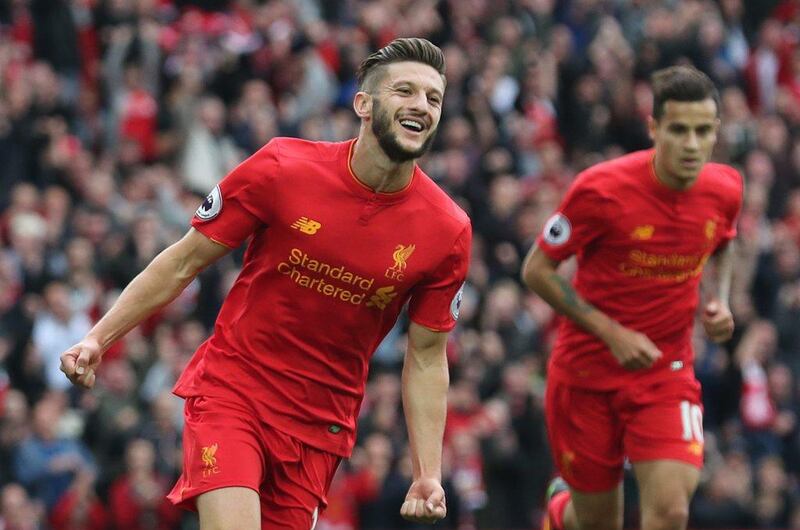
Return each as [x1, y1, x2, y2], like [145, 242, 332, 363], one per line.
[0, 0, 799, 528]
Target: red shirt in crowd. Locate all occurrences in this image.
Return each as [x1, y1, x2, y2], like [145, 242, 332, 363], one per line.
[174, 138, 471, 456]
[537, 149, 743, 390]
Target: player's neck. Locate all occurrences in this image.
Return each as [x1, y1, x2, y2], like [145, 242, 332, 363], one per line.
[351, 136, 415, 194]
[652, 153, 697, 191]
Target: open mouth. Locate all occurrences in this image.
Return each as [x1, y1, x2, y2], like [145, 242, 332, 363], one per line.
[399, 118, 425, 133]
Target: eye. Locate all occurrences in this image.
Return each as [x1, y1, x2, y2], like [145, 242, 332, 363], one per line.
[396, 86, 412, 95]
[428, 95, 441, 106]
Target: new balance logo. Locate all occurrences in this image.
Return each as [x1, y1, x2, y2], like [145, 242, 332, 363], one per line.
[366, 286, 397, 310]
[292, 217, 322, 234]
[631, 225, 654, 240]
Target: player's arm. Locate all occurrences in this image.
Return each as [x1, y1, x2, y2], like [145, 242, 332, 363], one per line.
[400, 322, 448, 524]
[60, 228, 231, 388]
[521, 245, 661, 370]
[701, 241, 735, 343]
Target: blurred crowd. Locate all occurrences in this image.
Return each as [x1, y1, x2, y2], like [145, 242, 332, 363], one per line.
[0, 0, 799, 528]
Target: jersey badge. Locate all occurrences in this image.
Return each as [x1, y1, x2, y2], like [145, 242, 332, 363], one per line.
[630, 225, 654, 240]
[195, 186, 222, 221]
[450, 283, 464, 320]
[291, 217, 322, 235]
[385, 244, 415, 280]
[543, 213, 571, 246]
[201, 443, 220, 477]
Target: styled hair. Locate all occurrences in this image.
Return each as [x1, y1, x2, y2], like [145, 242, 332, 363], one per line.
[651, 66, 720, 120]
[356, 38, 445, 91]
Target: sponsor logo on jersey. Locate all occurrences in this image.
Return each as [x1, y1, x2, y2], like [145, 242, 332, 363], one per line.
[195, 186, 223, 220]
[292, 217, 322, 235]
[201, 443, 220, 477]
[630, 224, 655, 240]
[619, 250, 710, 282]
[543, 213, 571, 245]
[687, 441, 703, 456]
[386, 244, 415, 280]
[450, 283, 464, 320]
[366, 286, 398, 310]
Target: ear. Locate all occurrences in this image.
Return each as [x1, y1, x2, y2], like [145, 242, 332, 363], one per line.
[647, 115, 657, 142]
[353, 91, 372, 120]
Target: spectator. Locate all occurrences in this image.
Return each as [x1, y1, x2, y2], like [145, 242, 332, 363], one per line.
[108, 438, 182, 530]
[13, 395, 94, 510]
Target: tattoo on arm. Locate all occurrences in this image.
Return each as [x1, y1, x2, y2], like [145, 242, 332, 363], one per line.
[552, 273, 594, 314]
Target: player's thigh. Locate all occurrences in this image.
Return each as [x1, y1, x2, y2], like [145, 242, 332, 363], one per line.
[571, 483, 624, 530]
[633, 460, 700, 529]
[545, 380, 625, 492]
[197, 486, 260, 530]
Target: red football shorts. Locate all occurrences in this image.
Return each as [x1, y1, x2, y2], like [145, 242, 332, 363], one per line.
[545, 376, 705, 492]
[167, 396, 341, 529]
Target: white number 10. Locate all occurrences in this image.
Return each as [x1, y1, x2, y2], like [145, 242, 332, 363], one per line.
[680, 401, 704, 442]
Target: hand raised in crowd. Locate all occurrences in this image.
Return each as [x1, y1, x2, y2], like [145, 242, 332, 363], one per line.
[60, 338, 103, 389]
[602, 321, 662, 370]
[702, 300, 734, 343]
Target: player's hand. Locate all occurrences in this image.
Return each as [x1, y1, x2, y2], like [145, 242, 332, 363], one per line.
[603, 322, 661, 370]
[60, 337, 103, 389]
[400, 477, 447, 524]
[702, 300, 734, 343]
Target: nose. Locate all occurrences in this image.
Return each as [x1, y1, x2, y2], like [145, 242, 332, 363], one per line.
[685, 131, 699, 151]
[408, 90, 429, 113]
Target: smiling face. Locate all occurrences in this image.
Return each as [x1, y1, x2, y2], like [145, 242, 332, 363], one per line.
[363, 61, 445, 162]
[649, 98, 719, 189]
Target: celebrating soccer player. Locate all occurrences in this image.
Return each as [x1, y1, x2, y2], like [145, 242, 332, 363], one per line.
[522, 66, 742, 530]
[60, 38, 470, 529]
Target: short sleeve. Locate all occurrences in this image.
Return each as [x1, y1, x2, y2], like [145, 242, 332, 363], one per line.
[191, 140, 280, 248]
[536, 173, 611, 262]
[716, 167, 744, 249]
[408, 223, 472, 332]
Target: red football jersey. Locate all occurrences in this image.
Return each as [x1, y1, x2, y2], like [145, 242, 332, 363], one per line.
[537, 149, 742, 390]
[174, 138, 471, 456]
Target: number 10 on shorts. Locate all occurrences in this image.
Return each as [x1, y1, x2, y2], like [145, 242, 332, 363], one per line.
[680, 401, 704, 442]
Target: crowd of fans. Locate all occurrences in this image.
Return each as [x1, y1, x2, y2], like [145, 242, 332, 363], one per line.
[0, 0, 799, 528]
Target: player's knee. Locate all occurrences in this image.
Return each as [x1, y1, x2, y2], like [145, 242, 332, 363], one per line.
[643, 499, 690, 530]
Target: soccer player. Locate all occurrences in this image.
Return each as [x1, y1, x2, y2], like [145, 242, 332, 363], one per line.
[522, 66, 742, 530]
[60, 38, 470, 529]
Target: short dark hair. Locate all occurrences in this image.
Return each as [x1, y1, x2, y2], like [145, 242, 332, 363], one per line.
[651, 66, 720, 120]
[356, 38, 445, 91]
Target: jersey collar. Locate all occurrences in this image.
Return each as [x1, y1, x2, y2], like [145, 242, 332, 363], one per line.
[339, 139, 418, 203]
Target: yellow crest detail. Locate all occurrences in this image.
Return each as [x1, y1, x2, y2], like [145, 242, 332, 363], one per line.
[391, 244, 416, 271]
[201, 443, 218, 468]
[366, 286, 397, 310]
[704, 220, 716, 240]
[630, 225, 655, 240]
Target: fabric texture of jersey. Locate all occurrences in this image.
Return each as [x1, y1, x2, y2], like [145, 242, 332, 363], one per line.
[175, 138, 471, 456]
[537, 149, 743, 390]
